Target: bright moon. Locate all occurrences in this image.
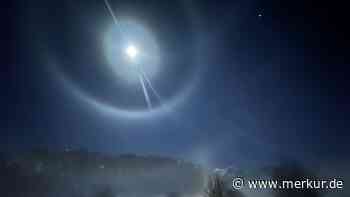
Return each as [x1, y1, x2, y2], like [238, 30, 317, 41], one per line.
[104, 21, 160, 84]
[125, 45, 139, 60]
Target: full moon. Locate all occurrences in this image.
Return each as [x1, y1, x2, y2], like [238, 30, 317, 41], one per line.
[103, 20, 161, 84]
[125, 45, 139, 60]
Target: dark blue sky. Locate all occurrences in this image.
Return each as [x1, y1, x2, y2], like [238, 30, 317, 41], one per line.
[2, 0, 349, 168]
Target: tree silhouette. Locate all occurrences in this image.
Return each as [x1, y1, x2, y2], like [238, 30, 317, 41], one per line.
[204, 175, 244, 197]
[204, 175, 225, 197]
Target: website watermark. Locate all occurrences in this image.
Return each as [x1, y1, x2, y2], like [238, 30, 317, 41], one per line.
[232, 177, 344, 191]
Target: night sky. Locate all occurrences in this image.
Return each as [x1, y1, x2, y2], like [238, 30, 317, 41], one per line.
[2, 0, 350, 168]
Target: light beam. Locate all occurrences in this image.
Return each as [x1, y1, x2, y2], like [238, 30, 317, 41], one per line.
[104, 0, 118, 25]
[140, 69, 162, 102]
[104, 0, 154, 109]
[139, 74, 152, 109]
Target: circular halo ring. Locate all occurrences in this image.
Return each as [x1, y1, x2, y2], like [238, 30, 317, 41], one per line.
[51, 60, 199, 120]
[45, 0, 206, 119]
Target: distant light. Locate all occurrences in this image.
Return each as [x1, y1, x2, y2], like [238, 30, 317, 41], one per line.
[125, 45, 139, 60]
